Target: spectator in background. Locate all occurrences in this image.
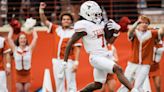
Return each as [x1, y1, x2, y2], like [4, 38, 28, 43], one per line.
[146, 0, 162, 8]
[20, 0, 37, 23]
[8, 19, 38, 92]
[0, 0, 8, 26]
[27, 0, 41, 26]
[20, 0, 31, 21]
[148, 41, 163, 92]
[93, 0, 138, 23]
[70, 0, 83, 22]
[118, 16, 131, 32]
[7, 0, 21, 22]
[143, 36, 164, 92]
[39, 2, 82, 92]
[118, 15, 164, 92]
[112, 0, 138, 23]
[0, 34, 11, 92]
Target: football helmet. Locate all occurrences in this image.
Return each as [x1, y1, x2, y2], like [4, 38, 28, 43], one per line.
[79, 1, 102, 24]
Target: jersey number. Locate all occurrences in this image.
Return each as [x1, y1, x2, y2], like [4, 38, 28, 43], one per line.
[97, 34, 105, 47]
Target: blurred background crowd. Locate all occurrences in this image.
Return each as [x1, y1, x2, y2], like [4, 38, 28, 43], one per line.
[0, 0, 164, 27]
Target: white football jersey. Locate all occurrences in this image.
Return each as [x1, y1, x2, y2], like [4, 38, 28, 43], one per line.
[74, 20, 108, 55]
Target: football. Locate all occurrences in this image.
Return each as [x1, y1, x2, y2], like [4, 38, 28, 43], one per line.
[104, 23, 115, 42]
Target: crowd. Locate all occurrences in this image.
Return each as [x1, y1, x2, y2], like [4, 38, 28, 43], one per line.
[1, 0, 163, 26]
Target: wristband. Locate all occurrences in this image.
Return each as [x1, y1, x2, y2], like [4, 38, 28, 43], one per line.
[39, 9, 44, 13]
[74, 60, 79, 66]
[6, 63, 11, 68]
[132, 21, 140, 28]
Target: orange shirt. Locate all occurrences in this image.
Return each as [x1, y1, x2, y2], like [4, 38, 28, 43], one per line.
[129, 30, 158, 65]
[49, 23, 82, 60]
[0, 37, 10, 70]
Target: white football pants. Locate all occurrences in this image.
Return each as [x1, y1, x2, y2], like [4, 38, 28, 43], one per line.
[52, 58, 77, 92]
[117, 62, 150, 92]
[0, 71, 8, 92]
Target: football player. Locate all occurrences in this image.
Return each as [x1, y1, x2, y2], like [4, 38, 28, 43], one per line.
[63, 1, 138, 92]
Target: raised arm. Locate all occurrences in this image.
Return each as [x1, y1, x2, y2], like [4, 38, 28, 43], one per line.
[39, 2, 51, 27]
[127, 21, 140, 39]
[64, 32, 86, 62]
[127, 16, 144, 40]
[29, 30, 38, 51]
[7, 29, 16, 51]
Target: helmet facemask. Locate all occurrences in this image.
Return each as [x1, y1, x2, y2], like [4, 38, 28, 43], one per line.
[92, 12, 103, 24]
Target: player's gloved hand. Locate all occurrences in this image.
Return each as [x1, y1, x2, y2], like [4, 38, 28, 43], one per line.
[107, 19, 121, 31]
